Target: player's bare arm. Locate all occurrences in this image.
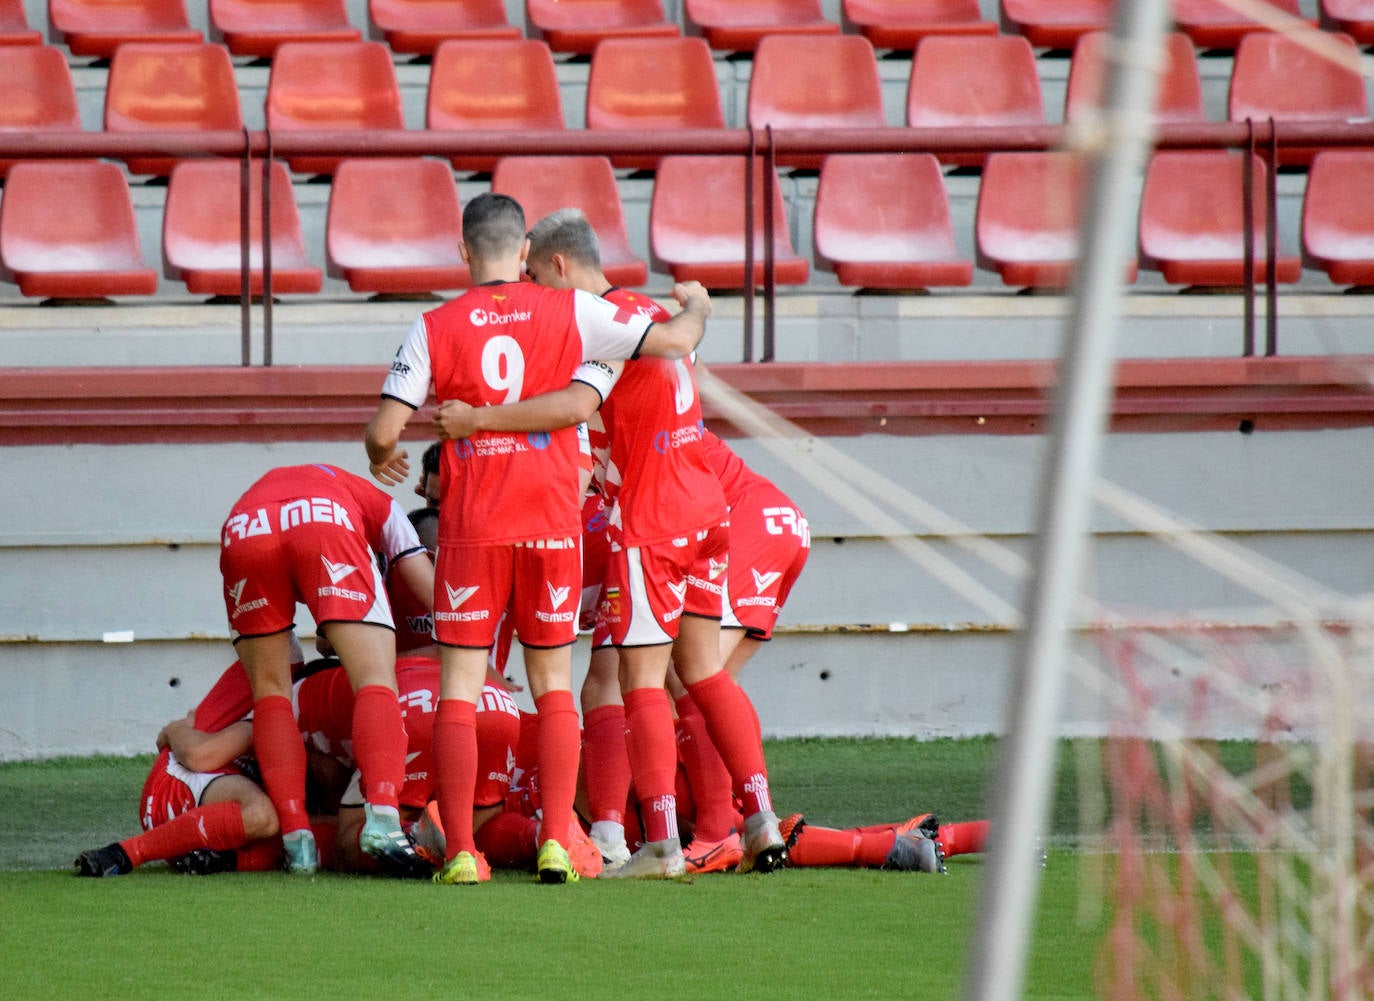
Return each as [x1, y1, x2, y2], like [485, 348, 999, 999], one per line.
[433, 381, 605, 440]
[365, 398, 416, 486]
[159, 717, 254, 773]
[637, 281, 711, 359]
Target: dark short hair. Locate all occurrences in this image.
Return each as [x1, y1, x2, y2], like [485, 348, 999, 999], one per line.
[463, 192, 527, 260]
[407, 505, 439, 552]
[420, 441, 442, 477]
[527, 208, 601, 270]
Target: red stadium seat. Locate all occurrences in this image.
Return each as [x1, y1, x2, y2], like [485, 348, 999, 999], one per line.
[586, 36, 724, 170]
[427, 39, 564, 174]
[1321, 0, 1374, 44]
[49, 0, 200, 57]
[525, 0, 678, 55]
[842, 0, 995, 50]
[326, 158, 468, 295]
[650, 154, 809, 289]
[0, 0, 42, 44]
[491, 155, 648, 287]
[162, 159, 322, 297]
[369, 0, 519, 55]
[0, 46, 82, 178]
[1302, 151, 1374, 287]
[1172, 0, 1308, 49]
[1228, 31, 1367, 166]
[999, 0, 1110, 48]
[1138, 150, 1301, 287]
[906, 35, 1044, 167]
[814, 153, 972, 290]
[976, 151, 1137, 289]
[747, 34, 884, 170]
[209, 0, 360, 58]
[1066, 31, 1204, 124]
[683, 0, 838, 53]
[265, 41, 403, 176]
[0, 161, 158, 300]
[104, 42, 243, 178]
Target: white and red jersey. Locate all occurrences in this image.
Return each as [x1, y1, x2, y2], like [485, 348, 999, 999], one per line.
[380, 282, 654, 546]
[573, 288, 726, 547]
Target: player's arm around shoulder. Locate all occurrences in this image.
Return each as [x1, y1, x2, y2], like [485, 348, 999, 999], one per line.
[637, 281, 711, 359]
[434, 378, 606, 440]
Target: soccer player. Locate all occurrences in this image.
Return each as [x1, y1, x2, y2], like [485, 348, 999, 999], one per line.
[219, 462, 433, 874]
[431, 208, 787, 879]
[777, 813, 990, 873]
[363, 192, 711, 886]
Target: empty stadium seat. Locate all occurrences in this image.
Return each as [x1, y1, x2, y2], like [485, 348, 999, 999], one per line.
[842, 0, 994, 50]
[426, 39, 563, 174]
[1228, 31, 1367, 166]
[1302, 150, 1374, 287]
[999, 0, 1110, 48]
[162, 159, 322, 297]
[49, 0, 200, 57]
[209, 0, 360, 58]
[683, 0, 838, 53]
[104, 42, 243, 177]
[747, 34, 885, 170]
[1066, 31, 1204, 124]
[906, 35, 1044, 167]
[650, 154, 809, 288]
[0, 161, 158, 300]
[975, 151, 1137, 289]
[526, 0, 678, 55]
[1321, 0, 1374, 44]
[265, 41, 403, 175]
[326, 157, 469, 295]
[1172, 0, 1307, 49]
[0, 0, 42, 44]
[491, 155, 647, 287]
[585, 36, 724, 170]
[0, 46, 81, 178]
[1138, 150, 1301, 286]
[813, 153, 972, 290]
[368, 0, 519, 55]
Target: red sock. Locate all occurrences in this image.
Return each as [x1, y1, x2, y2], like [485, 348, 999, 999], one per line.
[623, 686, 678, 843]
[474, 811, 539, 869]
[582, 704, 631, 827]
[121, 801, 246, 867]
[507, 710, 541, 816]
[674, 694, 736, 842]
[684, 671, 772, 818]
[788, 825, 895, 868]
[235, 837, 284, 872]
[252, 694, 309, 834]
[534, 690, 580, 848]
[433, 698, 477, 859]
[351, 684, 406, 809]
[939, 820, 990, 857]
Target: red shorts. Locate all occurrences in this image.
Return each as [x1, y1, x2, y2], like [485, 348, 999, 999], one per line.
[433, 538, 581, 649]
[599, 521, 728, 647]
[139, 748, 243, 832]
[220, 502, 391, 640]
[580, 492, 613, 631]
[722, 499, 810, 640]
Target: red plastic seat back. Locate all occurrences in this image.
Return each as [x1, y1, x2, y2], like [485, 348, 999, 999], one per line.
[105, 42, 243, 176]
[209, 0, 360, 58]
[1172, 0, 1305, 48]
[842, 0, 995, 50]
[491, 155, 647, 287]
[1302, 150, 1374, 285]
[368, 0, 520, 55]
[0, 0, 42, 43]
[0, 46, 81, 177]
[999, 0, 1111, 48]
[428, 39, 564, 172]
[266, 41, 404, 175]
[1229, 31, 1366, 125]
[1322, 0, 1374, 45]
[1067, 31, 1204, 124]
[907, 35, 1044, 166]
[50, 0, 200, 56]
[527, 0, 679, 54]
[684, 0, 838, 52]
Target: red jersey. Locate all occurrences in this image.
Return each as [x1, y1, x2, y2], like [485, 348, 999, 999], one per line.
[577, 288, 726, 547]
[380, 282, 653, 546]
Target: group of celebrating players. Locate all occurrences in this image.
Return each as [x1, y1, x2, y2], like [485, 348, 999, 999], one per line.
[75, 194, 985, 883]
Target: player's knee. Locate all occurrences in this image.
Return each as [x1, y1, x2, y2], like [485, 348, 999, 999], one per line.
[239, 794, 280, 840]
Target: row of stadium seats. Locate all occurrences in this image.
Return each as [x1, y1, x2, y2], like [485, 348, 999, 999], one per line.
[2, 150, 1370, 301]
[0, 0, 1354, 59]
[4, 31, 1371, 179]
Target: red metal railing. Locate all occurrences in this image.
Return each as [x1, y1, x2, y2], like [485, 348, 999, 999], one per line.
[7, 120, 1374, 364]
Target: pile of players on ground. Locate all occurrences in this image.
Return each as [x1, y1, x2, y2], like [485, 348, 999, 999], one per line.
[75, 197, 987, 883]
